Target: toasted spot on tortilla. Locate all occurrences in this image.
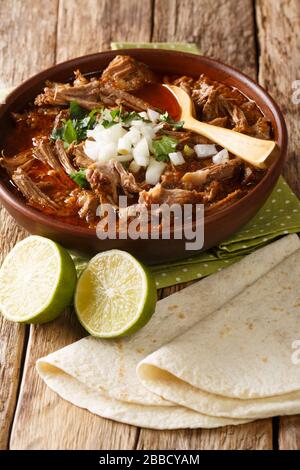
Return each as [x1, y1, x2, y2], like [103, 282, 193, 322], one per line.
[136, 347, 145, 354]
[178, 313, 185, 319]
[168, 305, 178, 311]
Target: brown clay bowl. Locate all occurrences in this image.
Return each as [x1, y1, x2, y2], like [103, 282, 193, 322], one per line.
[0, 49, 287, 263]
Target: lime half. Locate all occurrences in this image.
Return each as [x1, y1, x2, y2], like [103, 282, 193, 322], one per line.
[75, 250, 157, 338]
[0, 236, 77, 323]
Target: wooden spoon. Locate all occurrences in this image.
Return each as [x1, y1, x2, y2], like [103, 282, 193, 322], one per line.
[163, 84, 277, 169]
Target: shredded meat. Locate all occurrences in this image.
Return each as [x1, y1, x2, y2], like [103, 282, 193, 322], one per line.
[101, 55, 157, 92]
[190, 74, 271, 139]
[33, 140, 76, 177]
[99, 84, 153, 112]
[86, 160, 142, 205]
[0, 150, 34, 174]
[33, 140, 62, 173]
[158, 128, 191, 145]
[71, 143, 94, 169]
[181, 159, 244, 190]
[205, 189, 244, 214]
[167, 75, 195, 96]
[204, 181, 222, 202]
[86, 162, 120, 205]
[35, 79, 101, 110]
[12, 168, 59, 212]
[76, 189, 99, 222]
[207, 117, 228, 128]
[140, 184, 204, 206]
[114, 161, 142, 194]
[54, 140, 75, 175]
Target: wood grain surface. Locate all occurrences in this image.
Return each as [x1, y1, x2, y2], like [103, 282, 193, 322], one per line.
[0, 0, 299, 450]
[256, 0, 300, 450]
[0, 0, 59, 449]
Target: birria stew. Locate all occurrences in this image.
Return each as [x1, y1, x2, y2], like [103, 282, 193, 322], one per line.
[0, 55, 272, 228]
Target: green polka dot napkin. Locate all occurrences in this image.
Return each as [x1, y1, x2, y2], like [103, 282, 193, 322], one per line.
[111, 42, 300, 288]
[151, 177, 300, 288]
[111, 42, 201, 54]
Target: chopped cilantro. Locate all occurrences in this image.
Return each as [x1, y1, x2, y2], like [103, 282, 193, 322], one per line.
[121, 111, 150, 125]
[50, 101, 102, 146]
[70, 101, 87, 120]
[152, 136, 178, 163]
[160, 111, 184, 129]
[63, 119, 77, 145]
[70, 169, 90, 189]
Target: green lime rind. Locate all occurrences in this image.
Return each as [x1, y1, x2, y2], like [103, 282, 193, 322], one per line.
[74, 250, 157, 338]
[0, 236, 77, 324]
[27, 242, 77, 324]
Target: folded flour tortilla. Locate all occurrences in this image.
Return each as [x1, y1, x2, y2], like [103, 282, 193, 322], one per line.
[37, 234, 300, 429]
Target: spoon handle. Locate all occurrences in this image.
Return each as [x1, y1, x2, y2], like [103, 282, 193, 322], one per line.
[184, 116, 277, 169]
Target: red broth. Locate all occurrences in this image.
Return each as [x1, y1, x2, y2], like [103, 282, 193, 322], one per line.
[134, 84, 181, 120]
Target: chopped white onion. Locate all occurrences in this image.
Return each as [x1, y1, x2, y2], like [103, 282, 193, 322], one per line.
[212, 148, 229, 164]
[117, 135, 132, 154]
[194, 144, 217, 158]
[147, 108, 160, 122]
[86, 123, 105, 139]
[102, 123, 126, 142]
[129, 160, 141, 173]
[169, 151, 185, 166]
[98, 142, 118, 162]
[131, 119, 145, 128]
[84, 108, 176, 169]
[145, 158, 166, 185]
[153, 122, 165, 133]
[113, 154, 133, 163]
[141, 125, 156, 147]
[126, 127, 141, 145]
[133, 137, 150, 167]
[101, 108, 113, 122]
[138, 111, 148, 120]
[84, 139, 100, 161]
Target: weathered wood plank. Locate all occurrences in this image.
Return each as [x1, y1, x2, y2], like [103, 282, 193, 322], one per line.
[137, 420, 273, 450]
[9, 0, 152, 450]
[152, 0, 257, 79]
[0, 0, 59, 449]
[279, 416, 300, 450]
[0, 210, 27, 450]
[256, 0, 300, 197]
[56, 0, 153, 62]
[0, 0, 58, 87]
[256, 0, 300, 450]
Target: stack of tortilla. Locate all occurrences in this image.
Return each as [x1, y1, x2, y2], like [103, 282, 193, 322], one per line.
[37, 234, 300, 429]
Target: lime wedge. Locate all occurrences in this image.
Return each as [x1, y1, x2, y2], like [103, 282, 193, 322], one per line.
[75, 250, 157, 338]
[0, 236, 77, 323]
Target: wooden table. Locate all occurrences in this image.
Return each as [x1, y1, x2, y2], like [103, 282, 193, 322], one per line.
[1, 0, 300, 450]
